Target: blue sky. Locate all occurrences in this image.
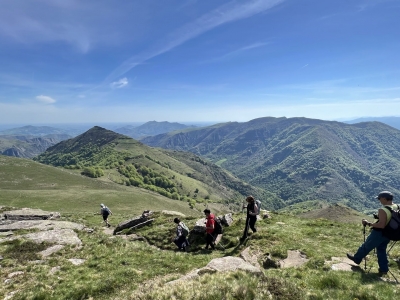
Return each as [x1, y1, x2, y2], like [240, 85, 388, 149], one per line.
[0, 0, 399, 124]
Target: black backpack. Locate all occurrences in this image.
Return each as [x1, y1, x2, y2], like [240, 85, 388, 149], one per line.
[382, 205, 400, 241]
[214, 217, 223, 235]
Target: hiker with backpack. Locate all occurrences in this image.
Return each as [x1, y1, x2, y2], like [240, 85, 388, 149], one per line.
[347, 191, 399, 276]
[240, 196, 259, 241]
[173, 217, 190, 252]
[203, 209, 216, 250]
[100, 204, 112, 227]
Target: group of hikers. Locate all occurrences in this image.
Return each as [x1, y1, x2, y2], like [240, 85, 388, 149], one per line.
[100, 190, 400, 276]
[99, 195, 261, 251]
[173, 195, 261, 251]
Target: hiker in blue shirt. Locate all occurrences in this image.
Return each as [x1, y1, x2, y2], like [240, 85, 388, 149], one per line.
[347, 191, 397, 276]
[100, 204, 113, 227]
[173, 217, 189, 252]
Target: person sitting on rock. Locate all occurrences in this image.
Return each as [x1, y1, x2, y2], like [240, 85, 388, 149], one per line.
[100, 204, 112, 227]
[204, 209, 215, 250]
[173, 217, 190, 252]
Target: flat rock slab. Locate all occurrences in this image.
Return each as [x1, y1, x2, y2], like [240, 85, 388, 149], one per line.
[206, 256, 262, 274]
[3, 208, 60, 220]
[161, 210, 186, 217]
[279, 250, 309, 268]
[168, 256, 262, 285]
[326, 256, 362, 271]
[39, 245, 65, 258]
[0, 229, 82, 246]
[0, 220, 85, 232]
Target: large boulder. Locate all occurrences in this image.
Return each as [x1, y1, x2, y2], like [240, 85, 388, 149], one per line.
[220, 213, 233, 226]
[193, 218, 206, 233]
[113, 211, 153, 234]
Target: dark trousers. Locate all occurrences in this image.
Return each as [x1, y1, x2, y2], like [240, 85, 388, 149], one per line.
[174, 235, 189, 250]
[242, 216, 257, 239]
[205, 232, 215, 249]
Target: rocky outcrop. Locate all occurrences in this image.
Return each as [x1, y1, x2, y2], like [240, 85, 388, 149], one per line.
[114, 210, 154, 235]
[0, 228, 82, 246]
[220, 213, 233, 226]
[0, 220, 85, 232]
[2, 208, 61, 220]
[0, 209, 88, 246]
[193, 218, 206, 233]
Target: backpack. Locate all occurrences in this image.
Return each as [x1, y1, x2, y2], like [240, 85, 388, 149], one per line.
[214, 217, 223, 235]
[101, 207, 110, 215]
[255, 200, 262, 215]
[382, 205, 400, 241]
[180, 222, 189, 237]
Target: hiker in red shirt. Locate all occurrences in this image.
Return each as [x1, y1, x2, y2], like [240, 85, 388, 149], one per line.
[204, 209, 215, 250]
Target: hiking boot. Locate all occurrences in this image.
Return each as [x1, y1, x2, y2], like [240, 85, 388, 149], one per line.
[346, 253, 360, 265]
[378, 269, 388, 276]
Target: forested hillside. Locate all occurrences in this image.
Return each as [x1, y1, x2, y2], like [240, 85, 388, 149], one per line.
[35, 126, 266, 209]
[142, 117, 400, 211]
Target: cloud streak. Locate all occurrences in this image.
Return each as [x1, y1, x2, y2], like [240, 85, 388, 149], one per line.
[110, 78, 128, 89]
[104, 0, 284, 83]
[36, 95, 56, 104]
[203, 42, 270, 64]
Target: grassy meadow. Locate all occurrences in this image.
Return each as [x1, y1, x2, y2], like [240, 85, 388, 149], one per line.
[1, 155, 400, 299]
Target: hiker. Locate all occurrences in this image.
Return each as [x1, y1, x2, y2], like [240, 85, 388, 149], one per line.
[100, 204, 112, 227]
[347, 191, 397, 276]
[241, 195, 258, 241]
[173, 217, 190, 252]
[204, 209, 215, 250]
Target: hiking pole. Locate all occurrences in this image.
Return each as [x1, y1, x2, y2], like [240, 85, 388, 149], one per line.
[363, 224, 367, 271]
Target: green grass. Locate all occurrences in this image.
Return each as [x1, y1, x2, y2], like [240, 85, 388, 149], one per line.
[1, 156, 400, 299]
[1, 207, 399, 299]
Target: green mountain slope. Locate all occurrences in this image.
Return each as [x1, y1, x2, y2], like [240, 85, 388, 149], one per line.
[114, 121, 196, 140]
[35, 126, 263, 208]
[0, 134, 71, 158]
[142, 117, 400, 211]
[0, 155, 207, 216]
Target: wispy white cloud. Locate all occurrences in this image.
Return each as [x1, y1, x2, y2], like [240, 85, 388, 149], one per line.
[36, 95, 56, 104]
[110, 78, 128, 89]
[0, 0, 147, 53]
[104, 0, 285, 83]
[202, 42, 270, 64]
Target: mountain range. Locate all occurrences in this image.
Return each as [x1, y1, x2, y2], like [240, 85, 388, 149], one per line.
[141, 117, 400, 211]
[114, 121, 196, 140]
[0, 134, 72, 158]
[345, 116, 400, 130]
